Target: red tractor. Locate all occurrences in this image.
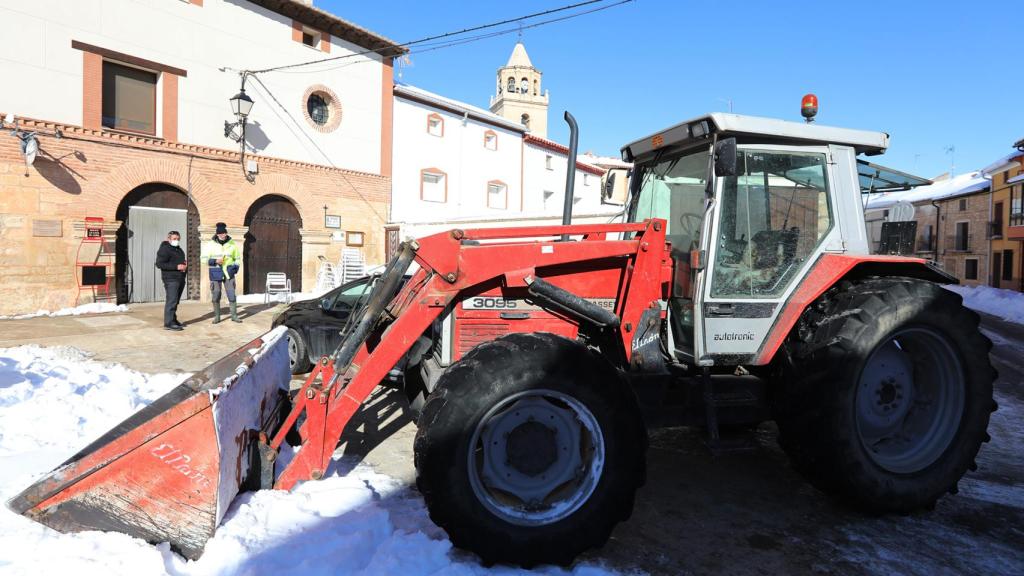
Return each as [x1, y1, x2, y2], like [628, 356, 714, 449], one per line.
[12, 111, 995, 568]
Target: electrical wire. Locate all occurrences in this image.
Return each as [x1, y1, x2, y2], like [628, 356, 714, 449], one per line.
[248, 0, 629, 75]
[246, 74, 391, 225]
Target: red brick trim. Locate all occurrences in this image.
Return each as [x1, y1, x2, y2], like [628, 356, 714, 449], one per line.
[190, 0, 203, 5]
[483, 130, 497, 151]
[487, 179, 508, 210]
[301, 84, 342, 133]
[82, 51, 102, 130]
[524, 134, 605, 176]
[380, 58, 393, 178]
[3, 114, 389, 180]
[162, 73, 179, 142]
[71, 40, 187, 77]
[321, 33, 331, 53]
[292, 20, 303, 43]
[420, 168, 447, 203]
[426, 113, 444, 137]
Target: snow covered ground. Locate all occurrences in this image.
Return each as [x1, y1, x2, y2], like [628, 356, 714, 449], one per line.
[0, 302, 128, 320]
[0, 346, 622, 576]
[945, 284, 1024, 325]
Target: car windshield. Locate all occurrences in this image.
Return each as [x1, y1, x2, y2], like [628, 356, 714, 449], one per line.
[327, 276, 373, 312]
[628, 147, 709, 253]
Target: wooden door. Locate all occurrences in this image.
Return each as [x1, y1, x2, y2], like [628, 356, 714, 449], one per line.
[244, 196, 303, 294]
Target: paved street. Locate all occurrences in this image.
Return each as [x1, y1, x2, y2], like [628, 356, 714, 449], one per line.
[1, 306, 1021, 574]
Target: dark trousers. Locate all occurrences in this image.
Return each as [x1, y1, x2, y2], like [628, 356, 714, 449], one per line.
[163, 276, 185, 327]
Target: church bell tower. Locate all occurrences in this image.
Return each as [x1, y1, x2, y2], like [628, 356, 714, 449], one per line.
[489, 41, 549, 138]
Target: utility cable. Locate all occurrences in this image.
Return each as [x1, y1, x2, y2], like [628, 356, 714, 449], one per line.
[248, 0, 628, 75]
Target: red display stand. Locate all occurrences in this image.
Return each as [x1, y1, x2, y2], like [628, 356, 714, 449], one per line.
[75, 217, 115, 306]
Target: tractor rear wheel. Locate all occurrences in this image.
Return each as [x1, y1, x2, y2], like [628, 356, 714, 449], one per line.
[414, 332, 646, 567]
[775, 277, 995, 512]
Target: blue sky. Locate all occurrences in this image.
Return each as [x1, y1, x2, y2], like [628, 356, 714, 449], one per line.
[315, 0, 1022, 179]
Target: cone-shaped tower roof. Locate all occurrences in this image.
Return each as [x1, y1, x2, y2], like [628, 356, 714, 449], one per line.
[505, 41, 533, 68]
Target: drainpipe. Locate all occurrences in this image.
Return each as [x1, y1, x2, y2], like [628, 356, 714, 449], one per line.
[931, 200, 941, 261]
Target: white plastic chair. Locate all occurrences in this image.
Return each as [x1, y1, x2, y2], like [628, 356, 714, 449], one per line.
[265, 272, 292, 304]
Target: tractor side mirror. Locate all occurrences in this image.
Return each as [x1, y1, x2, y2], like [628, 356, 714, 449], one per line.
[714, 137, 738, 177]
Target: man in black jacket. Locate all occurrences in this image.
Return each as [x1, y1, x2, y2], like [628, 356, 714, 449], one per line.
[155, 230, 188, 331]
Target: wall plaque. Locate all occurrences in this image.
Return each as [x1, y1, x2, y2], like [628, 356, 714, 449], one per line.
[33, 220, 62, 237]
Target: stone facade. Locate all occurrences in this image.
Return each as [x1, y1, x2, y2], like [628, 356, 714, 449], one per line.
[0, 116, 389, 316]
[911, 190, 991, 287]
[489, 42, 549, 138]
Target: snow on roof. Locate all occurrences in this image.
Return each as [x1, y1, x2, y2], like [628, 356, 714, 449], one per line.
[580, 152, 632, 170]
[864, 171, 990, 210]
[981, 150, 1023, 177]
[394, 83, 525, 132]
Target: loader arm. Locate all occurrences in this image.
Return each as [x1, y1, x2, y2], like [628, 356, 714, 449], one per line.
[272, 218, 670, 490]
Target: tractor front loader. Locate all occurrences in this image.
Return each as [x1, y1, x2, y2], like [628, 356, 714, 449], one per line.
[10, 111, 996, 568]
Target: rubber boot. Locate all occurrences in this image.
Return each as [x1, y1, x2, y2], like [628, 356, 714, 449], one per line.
[230, 302, 242, 323]
[212, 301, 221, 324]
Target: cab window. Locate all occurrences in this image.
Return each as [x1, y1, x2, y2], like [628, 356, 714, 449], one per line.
[711, 150, 832, 298]
[327, 277, 372, 312]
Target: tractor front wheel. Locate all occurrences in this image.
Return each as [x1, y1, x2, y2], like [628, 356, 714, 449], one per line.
[414, 332, 646, 567]
[775, 278, 996, 512]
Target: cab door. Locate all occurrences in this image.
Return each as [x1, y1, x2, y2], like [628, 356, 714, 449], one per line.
[698, 145, 839, 365]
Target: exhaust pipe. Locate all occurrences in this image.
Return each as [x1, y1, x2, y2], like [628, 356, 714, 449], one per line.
[561, 111, 579, 241]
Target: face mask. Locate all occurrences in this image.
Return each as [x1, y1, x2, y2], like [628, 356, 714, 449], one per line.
[170, 240, 180, 247]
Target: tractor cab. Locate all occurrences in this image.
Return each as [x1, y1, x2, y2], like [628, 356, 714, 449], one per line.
[623, 113, 894, 365]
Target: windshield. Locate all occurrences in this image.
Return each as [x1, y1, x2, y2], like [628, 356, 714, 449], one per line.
[629, 147, 710, 253]
[711, 150, 833, 298]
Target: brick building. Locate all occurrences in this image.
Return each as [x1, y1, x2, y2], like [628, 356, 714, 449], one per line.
[0, 0, 403, 315]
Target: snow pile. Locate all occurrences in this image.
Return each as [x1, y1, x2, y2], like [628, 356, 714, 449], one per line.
[945, 284, 1024, 324]
[0, 346, 620, 575]
[0, 302, 129, 320]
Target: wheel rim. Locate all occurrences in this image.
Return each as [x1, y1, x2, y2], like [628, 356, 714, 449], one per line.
[467, 389, 605, 526]
[287, 333, 298, 368]
[855, 326, 965, 474]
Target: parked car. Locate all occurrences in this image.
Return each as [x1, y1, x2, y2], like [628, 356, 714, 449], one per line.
[271, 275, 377, 374]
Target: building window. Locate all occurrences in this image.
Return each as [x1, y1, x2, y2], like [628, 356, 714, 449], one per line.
[102, 61, 157, 135]
[483, 130, 497, 151]
[507, 77, 516, 93]
[533, 79, 538, 95]
[1004, 249, 1014, 281]
[420, 169, 447, 203]
[993, 202, 1004, 238]
[487, 180, 508, 210]
[959, 198, 968, 211]
[921, 224, 934, 251]
[954, 221, 970, 251]
[521, 113, 530, 129]
[307, 94, 329, 125]
[520, 77, 529, 94]
[302, 85, 342, 132]
[301, 28, 322, 48]
[545, 155, 553, 170]
[1011, 185, 1024, 226]
[965, 259, 978, 280]
[583, 173, 590, 186]
[427, 113, 444, 137]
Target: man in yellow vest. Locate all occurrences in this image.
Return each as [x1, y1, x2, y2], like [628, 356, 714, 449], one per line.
[202, 222, 242, 324]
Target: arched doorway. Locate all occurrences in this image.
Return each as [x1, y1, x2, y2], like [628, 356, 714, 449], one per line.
[115, 183, 200, 304]
[243, 195, 303, 294]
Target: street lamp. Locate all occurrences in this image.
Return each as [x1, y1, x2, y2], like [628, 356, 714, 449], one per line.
[230, 89, 254, 118]
[224, 73, 256, 182]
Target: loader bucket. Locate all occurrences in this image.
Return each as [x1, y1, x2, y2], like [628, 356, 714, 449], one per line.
[6, 326, 292, 560]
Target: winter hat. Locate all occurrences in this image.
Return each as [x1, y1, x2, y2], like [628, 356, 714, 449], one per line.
[215, 222, 228, 234]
